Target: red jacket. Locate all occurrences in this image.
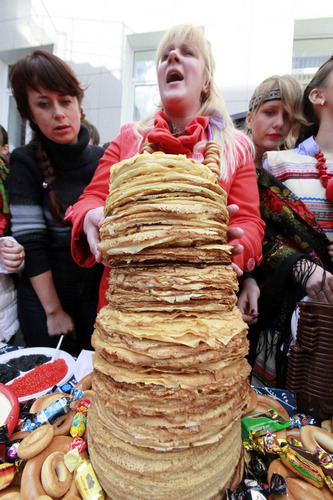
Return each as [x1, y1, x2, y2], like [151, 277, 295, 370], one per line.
[70, 116, 264, 309]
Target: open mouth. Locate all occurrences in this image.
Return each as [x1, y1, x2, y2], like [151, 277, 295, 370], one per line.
[55, 125, 69, 131]
[167, 72, 183, 83]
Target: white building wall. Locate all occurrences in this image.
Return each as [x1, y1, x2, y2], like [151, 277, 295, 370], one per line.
[0, 0, 332, 146]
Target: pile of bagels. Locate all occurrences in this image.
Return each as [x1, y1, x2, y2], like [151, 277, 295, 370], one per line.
[0, 372, 111, 500]
[244, 388, 333, 500]
[2, 377, 333, 499]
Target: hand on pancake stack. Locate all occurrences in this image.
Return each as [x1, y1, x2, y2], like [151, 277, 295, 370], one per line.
[87, 151, 251, 499]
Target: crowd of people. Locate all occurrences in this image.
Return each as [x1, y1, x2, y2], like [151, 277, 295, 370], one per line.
[1, 24, 332, 387]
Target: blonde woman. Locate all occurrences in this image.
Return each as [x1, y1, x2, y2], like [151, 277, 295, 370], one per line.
[245, 74, 305, 168]
[69, 24, 265, 310]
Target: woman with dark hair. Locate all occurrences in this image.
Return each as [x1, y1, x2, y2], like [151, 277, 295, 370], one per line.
[8, 49, 104, 354]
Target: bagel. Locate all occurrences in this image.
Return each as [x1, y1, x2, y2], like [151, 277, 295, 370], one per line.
[0, 493, 21, 500]
[52, 409, 75, 436]
[321, 420, 333, 433]
[70, 390, 95, 411]
[274, 428, 287, 440]
[286, 428, 301, 443]
[9, 431, 29, 441]
[74, 373, 92, 392]
[300, 425, 333, 454]
[0, 486, 21, 499]
[267, 458, 298, 484]
[242, 387, 258, 416]
[17, 424, 54, 460]
[247, 393, 290, 421]
[29, 392, 68, 414]
[20, 436, 88, 500]
[41, 451, 72, 498]
[61, 477, 81, 499]
[285, 477, 332, 500]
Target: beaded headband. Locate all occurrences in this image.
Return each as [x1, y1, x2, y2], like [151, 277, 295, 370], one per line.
[248, 88, 281, 111]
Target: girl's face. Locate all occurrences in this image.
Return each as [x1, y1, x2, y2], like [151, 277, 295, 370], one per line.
[27, 87, 81, 144]
[157, 37, 209, 120]
[247, 100, 292, 153]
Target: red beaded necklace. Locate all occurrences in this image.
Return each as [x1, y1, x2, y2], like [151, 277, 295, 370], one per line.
[315, 148, 329, 187]
[315, 139, 333, 202]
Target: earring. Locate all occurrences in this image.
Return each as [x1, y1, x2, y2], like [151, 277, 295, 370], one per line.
[321, 100, 325, 106]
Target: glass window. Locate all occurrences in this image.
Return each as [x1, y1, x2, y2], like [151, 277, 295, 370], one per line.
[292, 18, 333, 87]
[7, 65, 28, 149]
[133, 50, 156, 81]
[131, 49, 158, 121]
[122, 30, 165, 124]
[292, 39, 333, 87]
[133, 83, 159, 122]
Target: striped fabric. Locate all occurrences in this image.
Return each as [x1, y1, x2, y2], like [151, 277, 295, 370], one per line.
[265, 149, 333, 240]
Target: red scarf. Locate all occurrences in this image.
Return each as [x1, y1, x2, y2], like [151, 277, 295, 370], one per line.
[146, 110, 209, 157]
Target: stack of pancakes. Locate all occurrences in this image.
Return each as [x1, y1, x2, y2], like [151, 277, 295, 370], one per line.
[87, 151, 251, 499]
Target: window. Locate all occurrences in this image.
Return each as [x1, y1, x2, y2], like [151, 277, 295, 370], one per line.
[292, 18, 333, 87]
[132, 49, 159, 122]
[121, 30, 165, 124]
[1, 45, 53, 149]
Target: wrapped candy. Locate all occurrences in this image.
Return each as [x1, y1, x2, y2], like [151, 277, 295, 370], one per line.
[225, 472, 287, 499]
[289, 413, 315, 429]
[0, 462, 16, 490]
[22, 396, 71, 431]
[64, 450, 104, 500]
[241, 408, 290, 442]
[69, 399, 91, 453]
[70, 400, 90, 439]
[261, 434, 325, 488]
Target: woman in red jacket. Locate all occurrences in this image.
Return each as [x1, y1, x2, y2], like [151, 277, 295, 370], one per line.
[69, 24, 265, 309]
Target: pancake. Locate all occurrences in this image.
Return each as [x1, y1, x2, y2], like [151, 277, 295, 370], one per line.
[94, 304, 246, 348]
[87, 150, 250, 498]
[88, 401, 244, 499]
[99, 152, 229, 265]
[105, 263, 238, 312]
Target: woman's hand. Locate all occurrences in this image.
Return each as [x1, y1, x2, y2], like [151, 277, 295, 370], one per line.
[306, 266, 333, 304]
[0, 238, 25, 273]
[46, 308, 75, 337]
[83, 207, 105, 263]
[237, 276, 260, 325]
[227, 204, 244, 276]
[30, 270, 75, 338]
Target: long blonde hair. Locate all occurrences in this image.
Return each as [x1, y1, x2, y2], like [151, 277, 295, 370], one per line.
[246, 74, 307, 149]
[135, 24, 252, 180]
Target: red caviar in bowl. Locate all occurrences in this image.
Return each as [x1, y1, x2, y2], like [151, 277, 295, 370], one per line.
[7, 358, 68, 398]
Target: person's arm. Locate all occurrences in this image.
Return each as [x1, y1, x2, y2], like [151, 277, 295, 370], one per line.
[222, 150, 265, 272]
[30, 271, 74, 336]
[293, 258, 333, 304]
[237, 274, 260, 324]
[69, 124, 140, 267]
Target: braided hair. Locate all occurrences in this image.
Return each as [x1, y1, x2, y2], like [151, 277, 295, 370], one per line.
[9, 50, 85, 224]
